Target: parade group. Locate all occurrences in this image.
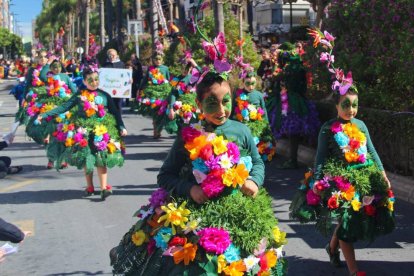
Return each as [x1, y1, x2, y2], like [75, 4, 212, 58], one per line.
[5, 9, 396, 275]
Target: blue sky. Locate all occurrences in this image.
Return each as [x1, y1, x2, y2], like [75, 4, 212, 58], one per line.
[10, 0, 43, 43]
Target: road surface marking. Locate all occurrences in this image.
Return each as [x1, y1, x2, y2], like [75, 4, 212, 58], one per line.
[11, 220, 35, 237]
[0, 178, 38, 193]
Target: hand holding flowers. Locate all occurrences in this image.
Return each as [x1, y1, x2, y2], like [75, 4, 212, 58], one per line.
[240, 179, 259, 197]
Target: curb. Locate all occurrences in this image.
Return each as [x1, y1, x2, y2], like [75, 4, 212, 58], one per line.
[276, 139, 414, 204]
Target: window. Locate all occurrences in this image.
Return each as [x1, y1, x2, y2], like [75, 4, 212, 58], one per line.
[272, 8, 282, 24]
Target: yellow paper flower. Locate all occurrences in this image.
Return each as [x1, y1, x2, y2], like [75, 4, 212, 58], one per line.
[131, 230, 146, 246]
[272, 226, 287, 245]
[223, 168, 236, 187]
[172, 242, 198, 265]
[94, 125, 107, 136]
[249, 111, 258, 120]
[212, 136, 228, 155]
[233, 164, 249, 187]
[158, 201, 191, 234]
[217, 255, 227, 274]
[55, 117, 62, 123]
[351, 199, 361, 211]
[66, 112, 72, 119]
[182, 104, 192, 113]
[387, 201, 394, 211]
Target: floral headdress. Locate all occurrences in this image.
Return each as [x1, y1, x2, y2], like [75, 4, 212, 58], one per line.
[154, 39, 165, 57]
[308, 28, 358, 95]
[189, 0, 233, 86]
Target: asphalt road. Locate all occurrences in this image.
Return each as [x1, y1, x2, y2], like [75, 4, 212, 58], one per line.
[0, 80, 413, 276]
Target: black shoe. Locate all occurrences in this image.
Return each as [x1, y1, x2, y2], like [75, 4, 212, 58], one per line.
[101, 189, 112, 200]
[325, 243, 342, 267]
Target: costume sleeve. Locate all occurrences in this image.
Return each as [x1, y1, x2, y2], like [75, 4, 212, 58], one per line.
[41, 93, 78, 118]
[360, 121, 384, 171]
[169, 89, 177, 107]
[106, 93, 126, 131]
[158, 135, 195, 197]
[165, 67, 171, 81]
[314, 122, 330, 179]
[24, 67, 34, 97]
[39, 64, 50, 83]
[0, 218, 25, 243]
[246, 128, 265, 187]
[260, 93, 268, 121]
[64, 74, 77, 94]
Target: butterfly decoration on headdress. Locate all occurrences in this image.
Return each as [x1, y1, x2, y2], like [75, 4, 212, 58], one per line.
[88, 63, 99, 73]
[234, 55, 254, 79]
[154, 39, 164, 56]
[308, 28, 357, 95]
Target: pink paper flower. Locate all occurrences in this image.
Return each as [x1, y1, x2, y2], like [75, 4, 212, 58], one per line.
[197, 227, 231, 255]
[182, 126, 201, 143]
[201, 173, 225, 198]
[306, 189, 321, 206]
[330, 121, 343, 134]
[332, 176, 351, 191]
[226, 142, 240, 163]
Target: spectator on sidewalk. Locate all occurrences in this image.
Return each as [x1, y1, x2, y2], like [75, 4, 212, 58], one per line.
[103, 49, 125, 113]
[0, 218, 30, 263]
[129, 53, 143, 106]
[0, 134, 23, 179]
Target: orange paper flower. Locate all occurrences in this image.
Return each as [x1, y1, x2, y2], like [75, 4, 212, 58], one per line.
[172, 242, 197, 265]
[223, 260, 246, 276]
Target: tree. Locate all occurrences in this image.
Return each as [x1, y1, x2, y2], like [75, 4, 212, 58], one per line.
[305, 0, 331, 28]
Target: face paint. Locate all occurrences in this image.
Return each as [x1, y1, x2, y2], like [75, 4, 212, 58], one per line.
[336, 94, 358, 121]
[87, 76, 99, 85]
[340, 98, 358, 111]
[202, 93, 231, 114]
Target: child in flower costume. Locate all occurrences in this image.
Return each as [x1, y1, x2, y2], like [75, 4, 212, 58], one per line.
[136, 51, 172, 138]
[232, 68, 276, 162]
[110, 14, 288, 273]
[37, 66, 127, 200]
[289, 29, 395, 276]
[267, 43, 320, 169]
[165, 55, 200, 134]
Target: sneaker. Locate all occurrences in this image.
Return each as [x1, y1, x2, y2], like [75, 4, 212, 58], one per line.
[325, 243, 342, 267]
[46, 161, 53, 169]
[60, 162, 68, 169]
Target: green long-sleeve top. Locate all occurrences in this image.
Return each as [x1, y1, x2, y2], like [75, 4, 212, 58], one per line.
[244, 89, 268, 121]
[24, 66, 35, 97]
[158, 119, 265, 197]
[314, 118, 384, 179]
[41, 89, 126, 131]
[39, 64, 77, 94]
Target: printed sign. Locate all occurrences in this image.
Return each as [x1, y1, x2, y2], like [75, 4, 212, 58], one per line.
[98, 68, 133, 98]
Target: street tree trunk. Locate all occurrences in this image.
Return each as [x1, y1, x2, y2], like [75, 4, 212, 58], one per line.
[116, 0, 123, 53]
[85, 0, 90, 54]
[177, 0, 186, 29]
[214, 0, 225, 35]
[149, 0, 158, 44]
[100, 0, 105, 47]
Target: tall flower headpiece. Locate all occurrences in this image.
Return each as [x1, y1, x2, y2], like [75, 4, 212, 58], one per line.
[189, 0, 233, 86]
[308, 28, 358, 95]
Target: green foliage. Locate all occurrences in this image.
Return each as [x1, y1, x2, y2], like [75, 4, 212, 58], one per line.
[189, 189, 280, 255]
[0, 28, 24, 56]
[322, 0, 414, 111]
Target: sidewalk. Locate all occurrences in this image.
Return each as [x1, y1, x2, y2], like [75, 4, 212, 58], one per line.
[276, 139, 414, 204]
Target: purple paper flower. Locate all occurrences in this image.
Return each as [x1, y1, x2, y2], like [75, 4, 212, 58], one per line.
[149, 188, 169, 208]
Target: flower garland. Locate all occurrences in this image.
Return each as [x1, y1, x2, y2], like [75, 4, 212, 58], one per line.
[80, 90, 106, 118]
[46, 75, 72, 98]
[138, 91, 169, 116]
[280, 86, 289, 116]
[302, 171, 395, 216]
[148, 66, 169, 85]
[32, 65, 45, 87]
[182, 123, 250, 199]
[172, 101, 198, 124]
[234, 89, 265, 122]
[129, 187, 287, 275]
[331, 121, 367, 163]
[257, 140, 276, 162]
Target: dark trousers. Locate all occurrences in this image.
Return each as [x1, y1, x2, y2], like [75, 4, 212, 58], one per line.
[0, 156, 11, 173]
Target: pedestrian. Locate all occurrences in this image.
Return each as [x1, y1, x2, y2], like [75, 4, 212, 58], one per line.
[268, 43, 320, 169]
[110, 68, 287, 274]
[290, 29, 395, 276]
[37, 65, 127, 200]
[0, 134, 23, 179]
[0, 218, 30, 263]
[232, 70, 276, 162]
[165, 56, 199, 133]
[103, 49, 125, 113]
[129, 53, 143, 107]
[37, 56, 77, 169]
[136, 52, 171, 139]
